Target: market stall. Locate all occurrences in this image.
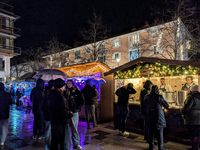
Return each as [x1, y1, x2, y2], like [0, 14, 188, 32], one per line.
[58, 62, 114, 122]
[104, 57, 200, 143]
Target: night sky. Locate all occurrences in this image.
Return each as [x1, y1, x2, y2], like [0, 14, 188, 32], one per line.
[4, 0, 200, 56]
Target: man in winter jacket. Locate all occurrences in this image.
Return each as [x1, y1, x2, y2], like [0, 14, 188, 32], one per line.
[181, 85, 200, 150]
[30, 78, 45, 140]
[115, 83, 136, 136]
[144, 85, 169, 150]
[181, 76, 195, 92]
[42, 79, 54, 150]
[49, 78, 72, 150]
[81, 81, 97, 129]
[64, 79, 85, 150]
[0, 83, 12, 146]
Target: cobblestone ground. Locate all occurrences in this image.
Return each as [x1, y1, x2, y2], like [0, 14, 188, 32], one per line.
[0, 105, 189, 150]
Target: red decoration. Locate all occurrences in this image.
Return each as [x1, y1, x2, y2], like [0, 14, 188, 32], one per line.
[153, 65, 155, 67]
[138, 65, 141, 67]
[176, 69, 179, 71]
[143, 82, 145, 84]
[175, 85, 177, 87]
[182, 84, 184, 85]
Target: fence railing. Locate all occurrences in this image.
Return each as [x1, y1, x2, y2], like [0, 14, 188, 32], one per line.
[0, 24, 21, 36]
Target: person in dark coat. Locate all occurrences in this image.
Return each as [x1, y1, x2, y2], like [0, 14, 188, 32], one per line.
[92, 85, 99, 125]
[64, 79, 85, 150]
[144, 85, 169, 150]
[81, 81, 97, 129]
[139, 80, 153, 141]
[115, 83, 136, 136]
[181, 85, 200, 150]
[181, 76, 195, 92]
[42, 79, 54, 150]
[49, 78, 73, 150]
[30, 78, 45, 140]
[0, 83, 12, 146]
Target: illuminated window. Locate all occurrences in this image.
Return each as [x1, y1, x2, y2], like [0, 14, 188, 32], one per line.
[75, 50, 81, 60]
[112, 52, 121, 61]
[112, 39, 121, 48]
[130, 49, 140, 61]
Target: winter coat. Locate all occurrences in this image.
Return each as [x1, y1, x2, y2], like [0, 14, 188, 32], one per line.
[181, 91, 200, 125]
[144, 93, 169, 130]
[64, 86, 85, 113]
[139, 88, 151, 115]
[42, 86, 51, 121]
[30, 79, 44, 114]
[0, 90, 12, 120]
[92, 90, 99, 108]
[49, 89, 72, 125]
[81, 84, 96, 105]
[115, 86, 136, 106]
[181, 82, 195, 92]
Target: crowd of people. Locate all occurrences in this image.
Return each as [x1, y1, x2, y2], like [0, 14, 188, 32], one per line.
[30, 78, 98, 150]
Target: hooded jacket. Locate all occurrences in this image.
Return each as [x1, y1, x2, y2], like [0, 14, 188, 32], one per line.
[49, 89, 71, 124]
[181, 91, 200, 125]
[81, 84, 96, 105]
[115, 86, 136, 106]
[30, 79, 44, 114]
[139, 87, 151, 115]
[64, 86, 85, 113]
[144, 86, 169, 130]
[0, 89, 12, 119]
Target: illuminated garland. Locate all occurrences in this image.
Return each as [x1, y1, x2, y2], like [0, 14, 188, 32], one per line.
[65, 64, 109, 75]
[115, 62, 200, 79]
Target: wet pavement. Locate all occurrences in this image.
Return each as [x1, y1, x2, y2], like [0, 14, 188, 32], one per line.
[0, 105, 189, 150]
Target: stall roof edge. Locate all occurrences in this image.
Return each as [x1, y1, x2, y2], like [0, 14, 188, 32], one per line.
[104, 57, 200, 76]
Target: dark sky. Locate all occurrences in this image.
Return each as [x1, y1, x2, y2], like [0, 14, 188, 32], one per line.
[4, 0, 199, 55]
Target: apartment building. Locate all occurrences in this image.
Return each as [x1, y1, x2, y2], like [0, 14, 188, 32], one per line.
[44, 19, 190, 69]
[0, 2, 21, 82]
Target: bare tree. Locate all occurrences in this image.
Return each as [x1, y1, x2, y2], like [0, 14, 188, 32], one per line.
[24, 47, 47, 73]
[77, 10, 111, 63]
[140, 0, 200, 60]
[46, 36, 70, 68]
[10, 60, 26, 80]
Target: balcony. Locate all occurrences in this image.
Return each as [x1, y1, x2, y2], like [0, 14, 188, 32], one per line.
[0, 2, 20, 20]
[0, 24, 21, 37]
[0, 45, 21, 56]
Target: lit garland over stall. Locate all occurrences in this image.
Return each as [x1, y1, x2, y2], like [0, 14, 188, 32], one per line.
[114, 62, 200, 79]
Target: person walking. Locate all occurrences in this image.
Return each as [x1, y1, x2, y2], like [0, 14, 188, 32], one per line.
[0, 83, 12, 146]
[64, 79, 85, 150]
[115, 83, 136, 136]
[42, 80, 54, 150]
[81, 81, 97, 129]
[139, 80, 153, 141]
[144, 85, 169, 150]
[92, 85, 99, 124]
[181, 85, 200, 150]
[30, 78, 45, 140]
[49, 78, 73, 150]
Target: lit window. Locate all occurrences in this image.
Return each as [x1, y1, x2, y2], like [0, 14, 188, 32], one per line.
[112, 52, 121, 61]
[112, 39, 121, 48]
[75, 50, 81, 60]
[150, 45, 162, 55]
[130, 49, 140, 61]
[65, 52, 70, 58]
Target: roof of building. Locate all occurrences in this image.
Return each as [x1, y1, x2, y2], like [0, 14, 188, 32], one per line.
[104, 57, 200, 76]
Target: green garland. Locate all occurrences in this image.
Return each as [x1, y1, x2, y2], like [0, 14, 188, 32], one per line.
[114, 62, 200, 79]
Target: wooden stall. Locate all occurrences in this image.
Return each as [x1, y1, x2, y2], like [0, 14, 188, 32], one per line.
[58, 62, 114, 122]
[104, 57, 200, 143]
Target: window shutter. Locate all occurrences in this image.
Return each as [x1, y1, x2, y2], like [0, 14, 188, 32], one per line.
[158, 46, 163, 54]
[119, 52, 121, 60]
[112, 53, 115, 60]
[118, 38, 121, 46]
[112, 41, 115, 48]
[150, 46, 154, 55]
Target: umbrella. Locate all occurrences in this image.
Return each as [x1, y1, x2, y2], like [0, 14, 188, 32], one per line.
[33, 69, 69, 80]
[86, 78, 106, 85]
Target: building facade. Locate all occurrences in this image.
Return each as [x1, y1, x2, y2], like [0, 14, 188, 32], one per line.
[0, 2, 21, 82]
[44, 20, 190, 69]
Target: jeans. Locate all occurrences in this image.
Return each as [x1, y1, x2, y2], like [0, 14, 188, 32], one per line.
[117, 106, 129, 133]
[33, 112, 44, 137]
[64, 112, 80, 150]
[148, 128, 164, 150]
[50, 124, 65, 150]
[0, 119, 8, 144]
[85, 105, 97, 127]
[44, 121, 51, 150]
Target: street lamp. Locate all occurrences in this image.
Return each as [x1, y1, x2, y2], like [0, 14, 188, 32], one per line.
[116, 58, 120, 66]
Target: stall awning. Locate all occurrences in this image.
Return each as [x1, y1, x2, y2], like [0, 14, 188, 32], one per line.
[104, 57, 200, 76]
[57, 62, 111, 77]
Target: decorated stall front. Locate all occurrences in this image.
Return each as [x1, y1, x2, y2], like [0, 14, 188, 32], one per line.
[104, 57, 200, 143]
[58, 62, 114, 122]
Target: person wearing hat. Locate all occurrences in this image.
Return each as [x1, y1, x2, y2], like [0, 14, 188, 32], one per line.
[0, 82, 12, 146]
[181, 85, 200, 150]
[48, 78, 73, 150]
[115, 83, 136, 136]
